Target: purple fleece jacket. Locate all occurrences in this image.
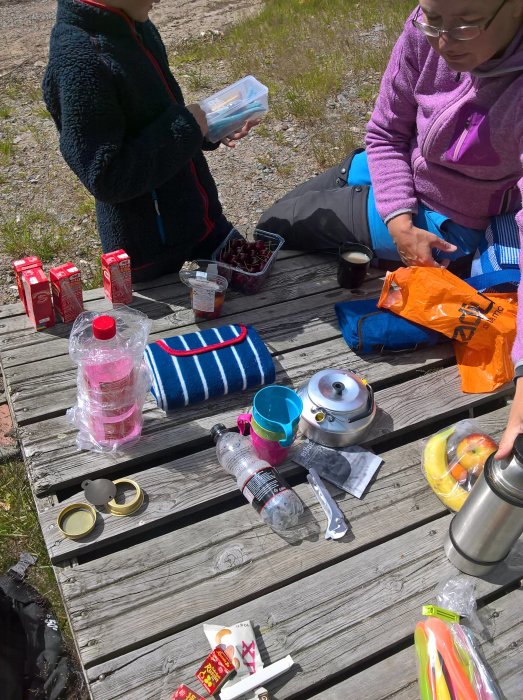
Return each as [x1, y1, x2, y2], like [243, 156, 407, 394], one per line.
[365, 11, 523, 362]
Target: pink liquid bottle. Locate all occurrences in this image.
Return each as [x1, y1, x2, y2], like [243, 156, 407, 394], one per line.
[82, 315, 142, 448]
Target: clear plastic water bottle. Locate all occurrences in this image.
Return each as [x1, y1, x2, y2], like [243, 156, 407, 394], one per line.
[81, 315, 141, 447]
[211, 424, 304, 531]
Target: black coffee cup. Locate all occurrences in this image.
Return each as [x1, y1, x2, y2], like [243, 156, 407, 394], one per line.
[337, 242, 374, 289]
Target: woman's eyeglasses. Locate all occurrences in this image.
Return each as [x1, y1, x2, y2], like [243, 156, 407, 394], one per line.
[412, 0, 507, 41]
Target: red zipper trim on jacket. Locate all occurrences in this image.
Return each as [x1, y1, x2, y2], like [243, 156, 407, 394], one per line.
[155, 324, 248, 356]
[77, 0, 215, 237]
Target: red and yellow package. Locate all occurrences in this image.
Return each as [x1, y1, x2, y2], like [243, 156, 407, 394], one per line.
[170, 684, 206, 700]
[195, 648, 235, 695]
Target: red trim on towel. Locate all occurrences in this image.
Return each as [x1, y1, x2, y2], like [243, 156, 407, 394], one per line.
[155, 324, 248, 356]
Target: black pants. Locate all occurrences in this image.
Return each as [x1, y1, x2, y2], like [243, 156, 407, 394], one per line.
[257, 149, 372, 252]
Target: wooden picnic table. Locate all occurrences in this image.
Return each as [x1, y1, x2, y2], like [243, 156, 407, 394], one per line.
[1, 249, 522, 700]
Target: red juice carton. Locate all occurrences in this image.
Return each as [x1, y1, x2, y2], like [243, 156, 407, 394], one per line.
[12, 256, 42, 310]
[49, 262, 84, 323]
[101, 249, 132, 304]
[170, 685, 206, 700]
[22, 268, 55, 331]
[195, 648, 235, 695]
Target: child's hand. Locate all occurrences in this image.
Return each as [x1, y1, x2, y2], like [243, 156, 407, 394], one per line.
[221, 118, 261, 148]
[186, 104, 209, 138]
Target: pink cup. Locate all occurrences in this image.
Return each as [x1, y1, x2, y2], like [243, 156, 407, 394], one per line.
[237, 413, 290, 466]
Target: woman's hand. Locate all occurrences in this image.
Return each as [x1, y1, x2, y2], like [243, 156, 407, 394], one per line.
[220, 117, 261, 148]
[387, 213, 457, 267]
[186, 103, 209, 138]
[495, 380, 523, 459]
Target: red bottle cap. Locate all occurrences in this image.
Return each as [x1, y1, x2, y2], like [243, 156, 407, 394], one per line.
[93, 315, 116, 340]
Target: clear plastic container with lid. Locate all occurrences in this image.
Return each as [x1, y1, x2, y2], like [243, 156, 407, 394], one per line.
[179, 263, 228, 320]
[199, 75, 269, 143]
[68, 306, 152, 451]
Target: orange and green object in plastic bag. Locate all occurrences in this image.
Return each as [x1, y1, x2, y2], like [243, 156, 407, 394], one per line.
[414, 611, 502, 699]
[377, 267, 517, 393]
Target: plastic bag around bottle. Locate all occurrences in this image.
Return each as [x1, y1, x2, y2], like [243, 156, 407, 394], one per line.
[415, 577, 502, 700]
[421, 419, 498, 512]
[67, 306, 152, 453]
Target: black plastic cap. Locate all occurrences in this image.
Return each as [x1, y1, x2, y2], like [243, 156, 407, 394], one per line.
[210, 423, 227, 443]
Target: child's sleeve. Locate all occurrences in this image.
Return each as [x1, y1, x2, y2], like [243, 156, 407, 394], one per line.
[45, 38, 206, 204]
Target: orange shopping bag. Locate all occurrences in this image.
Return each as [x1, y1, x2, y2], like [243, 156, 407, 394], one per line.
[377, 267, 517, 393]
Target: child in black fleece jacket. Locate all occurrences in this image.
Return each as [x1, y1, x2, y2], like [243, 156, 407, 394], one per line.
[43, 0, 258, 282]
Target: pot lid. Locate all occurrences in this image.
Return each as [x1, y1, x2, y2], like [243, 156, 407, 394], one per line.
[305, 368, 369, 414]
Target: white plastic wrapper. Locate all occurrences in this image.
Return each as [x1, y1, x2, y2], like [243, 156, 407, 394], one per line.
[67, 306, 152, 453]
[203, 620, 263, 687]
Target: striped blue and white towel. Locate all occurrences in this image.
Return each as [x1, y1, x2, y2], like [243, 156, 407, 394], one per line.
[144, 324, 275, 412]
[469, 213, 520, 291]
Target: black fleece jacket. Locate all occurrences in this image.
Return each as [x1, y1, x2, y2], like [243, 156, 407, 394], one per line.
[43, 0, 230, 281]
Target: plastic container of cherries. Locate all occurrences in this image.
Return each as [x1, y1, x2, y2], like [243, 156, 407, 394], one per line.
[211, 229, 284, 295]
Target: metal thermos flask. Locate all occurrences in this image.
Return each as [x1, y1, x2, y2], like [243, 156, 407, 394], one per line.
[444, 434, 523, 576]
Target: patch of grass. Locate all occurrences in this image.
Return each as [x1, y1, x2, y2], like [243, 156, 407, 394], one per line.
[275, 161, 294, 177]
[28, 123, 49, 148]
[255, 122, 271, 138]
[33, 105, 51, 120]
[0, 211, 73, 262]
[172, 0, 412, 167]
[0, 106, 12, 119]
[76, 193, 96, 217]
[84, 265, 103, 290]
[4, 81, 25, 100]
[27, 86, 43, 103]
[256, 153, 273, 168]
[183, 67, 213, 91]
[0, 136, 14, 163]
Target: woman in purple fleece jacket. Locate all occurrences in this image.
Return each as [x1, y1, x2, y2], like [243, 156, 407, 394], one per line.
[259, 0, 523, 456]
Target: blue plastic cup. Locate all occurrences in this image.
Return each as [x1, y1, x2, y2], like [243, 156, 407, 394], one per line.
[252, 385, 303, 448]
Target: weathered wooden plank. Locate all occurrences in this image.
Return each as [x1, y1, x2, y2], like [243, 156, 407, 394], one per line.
[40, 403, 510, 564]
[21, 362, 511, 497]
[6, 281, 388, 407]
[54, 407, 512, 664]
[85, 518, 522, 698]
[0, 250, 303, 326]
[4, 274, 388, 425]
[0, 254, 354, 368]
[8, 316, 453, 426]
[308, 588, 523, 700]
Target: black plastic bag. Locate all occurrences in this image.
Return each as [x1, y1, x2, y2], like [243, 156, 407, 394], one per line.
[0, 555, 83, 699]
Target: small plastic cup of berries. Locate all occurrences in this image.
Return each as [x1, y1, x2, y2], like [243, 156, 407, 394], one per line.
[212, 229, 284, 295]
[179, 263, 228, 321]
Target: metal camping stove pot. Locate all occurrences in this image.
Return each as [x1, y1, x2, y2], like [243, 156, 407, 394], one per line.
[297, 368, 376, 447]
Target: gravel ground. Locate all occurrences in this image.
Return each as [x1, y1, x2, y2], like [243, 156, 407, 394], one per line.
[0, 0, 370, 305]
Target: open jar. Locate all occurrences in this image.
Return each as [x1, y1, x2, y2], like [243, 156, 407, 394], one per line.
[180, 264, 228, 321]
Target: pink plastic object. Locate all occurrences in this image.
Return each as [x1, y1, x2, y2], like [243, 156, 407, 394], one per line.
[237, 413, 290, 467]
[83, 316, 142, 448]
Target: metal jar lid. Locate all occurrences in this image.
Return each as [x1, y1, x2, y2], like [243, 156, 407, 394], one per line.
[107, 478, 144, 516]
[57, 503, 97, 540]
[304, 368, 369, 415]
